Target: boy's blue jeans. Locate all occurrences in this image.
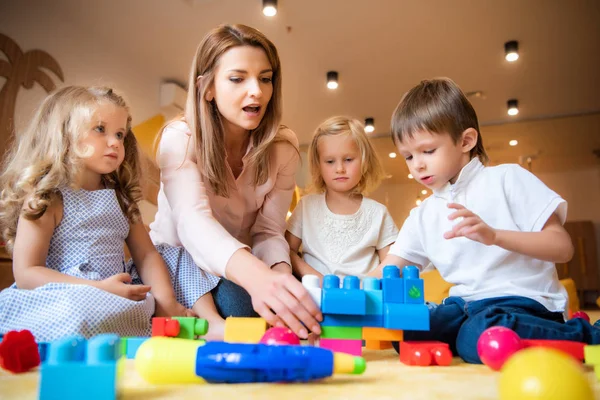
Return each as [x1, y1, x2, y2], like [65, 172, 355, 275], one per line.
[397, 295, 600, 364]
[212, 279, 259, 318]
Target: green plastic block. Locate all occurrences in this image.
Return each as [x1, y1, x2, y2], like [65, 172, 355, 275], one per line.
[321, 325, 362, 340]
[172, 317, 208, 339]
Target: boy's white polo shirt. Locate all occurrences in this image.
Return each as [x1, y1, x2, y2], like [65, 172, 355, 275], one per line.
[389, 158, 568, 312]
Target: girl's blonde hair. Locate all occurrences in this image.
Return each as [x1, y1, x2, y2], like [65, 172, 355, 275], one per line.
[0, 86, 142, 253]
[159, 24, 288, 197]
[308, 116, 385, 195]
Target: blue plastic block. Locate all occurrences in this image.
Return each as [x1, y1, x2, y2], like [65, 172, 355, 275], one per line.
[381, 265, 404, 304]
[383, 303, 430, 331]
[40, 334, 120, 400]
[322, 313, 383, 328]
[124, 337, 148, 359]
[321, 275, 366, 315]
[38, 342, 49, 362]
[363, 277, 383, 315]
[403, 266, 425, 304]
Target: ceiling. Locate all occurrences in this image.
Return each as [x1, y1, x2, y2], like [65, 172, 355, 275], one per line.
[3, 0, 600, 183]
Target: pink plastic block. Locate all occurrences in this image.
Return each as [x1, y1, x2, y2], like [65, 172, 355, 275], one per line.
[319, 338, 362, 356]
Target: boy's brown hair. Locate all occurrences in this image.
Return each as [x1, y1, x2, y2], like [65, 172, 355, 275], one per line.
[391, 77, 489, 163]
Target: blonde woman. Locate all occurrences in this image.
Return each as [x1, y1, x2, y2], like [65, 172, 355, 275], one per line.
[0, 86, 208, 341]
[150, 24, 322, 338]
[286, 116, 398, 280]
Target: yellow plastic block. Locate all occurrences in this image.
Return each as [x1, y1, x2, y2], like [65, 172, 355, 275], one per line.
[584, 344, 600, 365]
[362, 327, 403, 341]
[224, 317, 268, 343]
[365, 340, 393, 350]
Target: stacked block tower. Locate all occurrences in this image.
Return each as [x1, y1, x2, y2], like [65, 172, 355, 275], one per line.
[303, 265, 430, 356]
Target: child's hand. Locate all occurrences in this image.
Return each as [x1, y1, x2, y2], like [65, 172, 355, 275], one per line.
[97, 273, 151, 301]
[444, 203, 496, 245]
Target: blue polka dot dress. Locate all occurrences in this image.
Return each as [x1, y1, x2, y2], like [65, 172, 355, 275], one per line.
[0, 187, 218, 342]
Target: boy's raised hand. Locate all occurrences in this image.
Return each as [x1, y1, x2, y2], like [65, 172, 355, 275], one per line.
[444, 203, 496, 245]
[97, 273, 151, 301]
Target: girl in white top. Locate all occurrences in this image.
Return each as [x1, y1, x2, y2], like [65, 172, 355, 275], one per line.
[378, 78, 600, 364]
[286, 116, 398, 280]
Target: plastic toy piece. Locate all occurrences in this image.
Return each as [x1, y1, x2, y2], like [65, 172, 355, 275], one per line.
[362, 327, 404, 341]
[320, 326, 362, 340]
[0, 329, 40, 373]
[363, 277, 383, 315]
[381, 265, 404, 304]
[399, 341, 452, 366]
[364, 340, 393, 350]
[403, 266, 425, 304]
[499, 347, 593, 400]
[584, 344, 600, 380]
[121, 337, 148, 359]
[135, 337, 366, 384]
[522, 339, 585, 362]
[571, 311, 590, 322]
[152, 317, 180, 337]
[322, 313, 383, 328]
[383, 303, 429, 330]
[260, 327, 300, 345]
[224, 317, 268, 343]
[39, 334, 121, 400]
[172, 317, 209, 339]
[302, 275, 322, 308]
[319, 338, 362, 356]
[478, 326, 586, 371]
[477, 326, 524, 371]
[321, 275, 366, 316]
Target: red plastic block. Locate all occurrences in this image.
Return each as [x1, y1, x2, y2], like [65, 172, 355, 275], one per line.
[151, 317, 180, 337]
[320, 338, 363, 356]
[522, 339, 585, 361]
[399, 341, 452, 366]
[0, 329, 41, 373]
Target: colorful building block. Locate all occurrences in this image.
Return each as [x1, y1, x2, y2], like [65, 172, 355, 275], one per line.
[364, 340, 393, 350]
[362, 327, 404, 341]
[584, 344, 600, 380]
[322, 313, 383, 328]
[321, 275, 366, 315]
[121, 337, 148, 359]
[39, 334, 121, 400]
[0, 329, 40, 373]
[383, 303, 429, 330]
[403, 266, 425, 304]
[321, 326, 362, 340]
[363, 277, 383, 315]
[319, 338, 362, 356]
[522, 339, 585, 362]
[172, 317, 208, 339]
[224, 317, 268, 343]
[399, 341, 452, 366]
[152, 317, 180, 337]
[302, 275, 322, 308]
[381, 265, 404, 303]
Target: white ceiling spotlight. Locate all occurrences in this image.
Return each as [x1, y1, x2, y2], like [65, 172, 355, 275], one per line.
[364, 117, 375, 133]
[389, 152, 397, 159]
[509, 139, 518, 146]
[507, 99, 519, 116]
[326, 71, 339, 90]
[263, 0, 277, 16]
[505, 40, 519, 62]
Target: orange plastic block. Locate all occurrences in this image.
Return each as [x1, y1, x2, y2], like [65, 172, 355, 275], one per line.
[362, 327, 404, 341]
[399, 341, 452, 366]
[365, 340, 393, 350]
[224, 317, 268, 343]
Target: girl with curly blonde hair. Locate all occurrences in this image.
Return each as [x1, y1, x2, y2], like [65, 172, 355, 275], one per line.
[0, 86, 220, 341]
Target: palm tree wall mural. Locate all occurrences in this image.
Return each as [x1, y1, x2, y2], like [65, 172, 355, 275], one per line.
[0, 33, 64, 160]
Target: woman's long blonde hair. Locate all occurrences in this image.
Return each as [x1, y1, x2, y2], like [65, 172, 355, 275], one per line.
[163, 24, 286, 197]
[0, 86, 142, 253]
[309, 116, 385, 195]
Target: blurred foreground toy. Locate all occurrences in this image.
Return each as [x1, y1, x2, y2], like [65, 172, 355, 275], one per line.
[260, 326, 300, 345]
[0, 329, 40, 373]
[499, 347, 592, 400]
[135, 337, 366, 384]
[477, 326, 585, 371]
